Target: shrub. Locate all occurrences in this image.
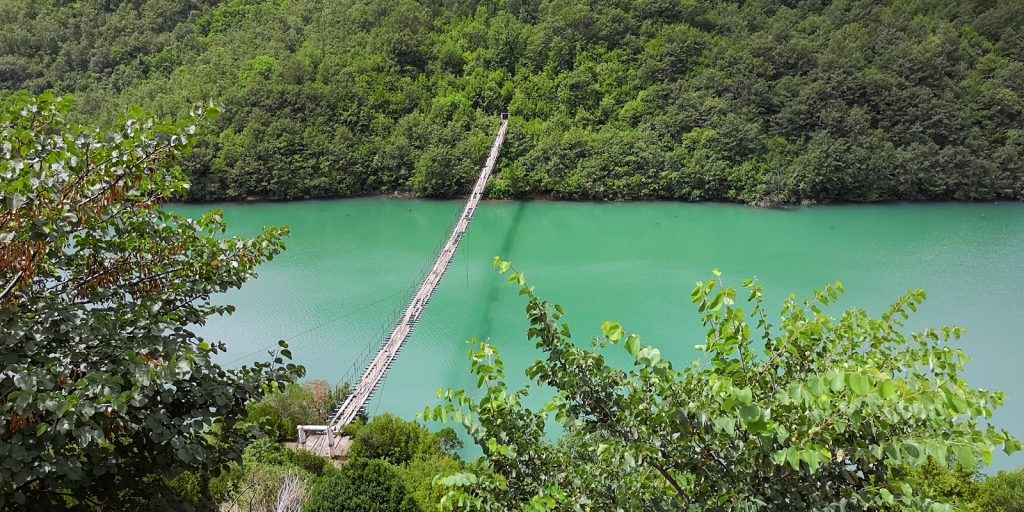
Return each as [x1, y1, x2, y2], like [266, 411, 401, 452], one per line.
[211, 458, 316, 512]
[977, 469, 1024, 512]
[304, 458, 420, 512]
[248, 381, 350, 441]
[421, 261, 1022, 510]
[350, 414, 427, 465]
[243, 438, 294, 467]
[165, 471, 205, 507]
[434, 427, 463, 455]
[398, 455, 463, 512]
[0, 93, 300, 509]
[288, 448, 332, 477]
[229, 464, 310, 512]
[247, 399, 293, 442]
[897, 459, 982, 510]
[208, 463, 244, 506]
[242, 438, 332, 477]
[340, 417, 365, 438]
[349, 413, 458, 465]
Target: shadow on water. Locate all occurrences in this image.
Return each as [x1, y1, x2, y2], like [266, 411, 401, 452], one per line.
[474, 201, 527, 339]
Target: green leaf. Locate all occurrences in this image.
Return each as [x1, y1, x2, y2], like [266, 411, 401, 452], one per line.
[786, 447, 801, 470]
[948, 393, 968, 414]
[826, 369, 845, 392]
[880, 488, 894, 505]
[625, 334, 640, 357]
[879, 380, 896, 400]
[738, 404, 760, 422]
[713, 417, 735, 435]
[637, 347, 661, 367]
[601, 321, 624, 343]
[847, 373, 870, 396]
[807, 376, 826, 397]
[772, 450, 787, 466]
[734, 387, 753, 406]
[955, 445, 977, 471]
[904, 442, 923, 463]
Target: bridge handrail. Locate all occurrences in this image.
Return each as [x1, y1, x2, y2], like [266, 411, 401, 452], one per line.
[313, 115, 510, 443]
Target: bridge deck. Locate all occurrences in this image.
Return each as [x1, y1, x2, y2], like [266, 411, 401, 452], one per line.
[300, 115, 509, 453]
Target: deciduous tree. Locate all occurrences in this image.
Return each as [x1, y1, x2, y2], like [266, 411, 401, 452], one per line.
[425, 259, 1020, 511]
[0, 93, 301, 509]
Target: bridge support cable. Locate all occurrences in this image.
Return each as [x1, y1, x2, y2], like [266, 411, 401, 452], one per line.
[298, 114, 510, 457]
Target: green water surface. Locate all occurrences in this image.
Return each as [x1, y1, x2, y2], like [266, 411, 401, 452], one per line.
[172, 199, 1024, 469]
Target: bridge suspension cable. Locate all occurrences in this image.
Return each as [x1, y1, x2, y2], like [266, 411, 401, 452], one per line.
[298, 113, 511, 458]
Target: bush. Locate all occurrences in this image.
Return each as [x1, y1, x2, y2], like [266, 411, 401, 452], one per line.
[0, 93, 301, 510]
[977, 469, 1024, 512]
[349, 413, 459, 465]
[211, 449, 318, 512]
[243, 438, 294, 467]
[247, 400, 293, 442]
[421, 262, 1023, 510]
[208, 463, 244, 506]
[898, 459, 981, 508]
[349, 414, 426, 465]
[220, 463, 312, 512]
[248, 381, 350, 441]
[289, 448, 332, 477]
[398, 455, 463, 512]
[434, 427, 463, 455]
[304, 458, 420, 512]
[165, 471, 205, 507]
[242, 438, 332, 477]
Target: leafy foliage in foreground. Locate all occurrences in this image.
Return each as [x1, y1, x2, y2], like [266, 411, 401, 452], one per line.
[424, 259, 1021, 511]
[3, 0, 1023, 204]
[0, 93, 301, 509]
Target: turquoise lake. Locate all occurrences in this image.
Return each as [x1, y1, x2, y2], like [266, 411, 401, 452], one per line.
[172, 199, 1024, 470]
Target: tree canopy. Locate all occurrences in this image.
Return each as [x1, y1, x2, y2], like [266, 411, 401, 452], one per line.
[2, 0, 1022, 204]
[423, 260, 1021, 511]
[0, 93, 301, 509]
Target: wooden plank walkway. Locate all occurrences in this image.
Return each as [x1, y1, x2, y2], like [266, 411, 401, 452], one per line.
[298, 114, 509, 457]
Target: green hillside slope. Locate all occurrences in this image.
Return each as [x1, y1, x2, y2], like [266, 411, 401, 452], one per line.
[2, 0, 1022, 204]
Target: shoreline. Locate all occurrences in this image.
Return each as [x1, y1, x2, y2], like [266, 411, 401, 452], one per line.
[172, 192, 1021, 209]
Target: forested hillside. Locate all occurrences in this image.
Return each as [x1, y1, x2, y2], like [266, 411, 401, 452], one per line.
[2, 0, 1022, 204]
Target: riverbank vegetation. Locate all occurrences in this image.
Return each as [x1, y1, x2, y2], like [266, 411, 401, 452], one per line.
[2, 0, 1022, 204]
[174, 410, 465, 511]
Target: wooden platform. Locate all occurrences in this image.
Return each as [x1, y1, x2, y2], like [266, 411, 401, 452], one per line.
[302, 433, 350, 458]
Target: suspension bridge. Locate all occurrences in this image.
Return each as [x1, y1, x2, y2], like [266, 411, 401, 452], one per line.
[297, 113, 510, 458]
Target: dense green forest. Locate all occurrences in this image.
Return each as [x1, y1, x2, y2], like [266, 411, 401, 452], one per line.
[2, 0, 1022, 204]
